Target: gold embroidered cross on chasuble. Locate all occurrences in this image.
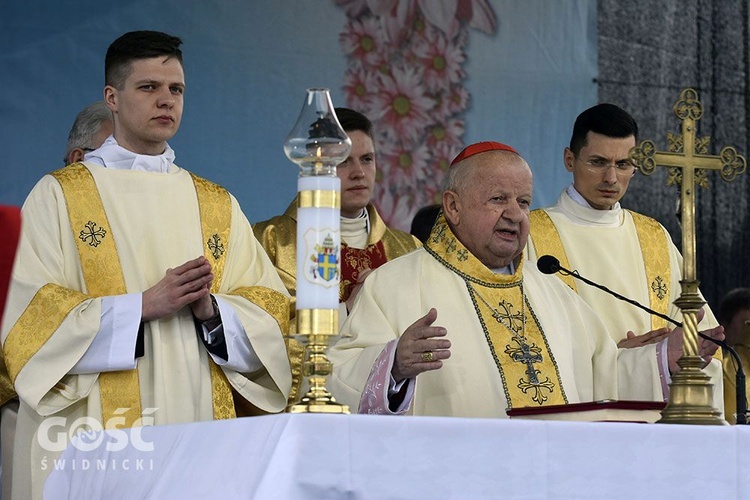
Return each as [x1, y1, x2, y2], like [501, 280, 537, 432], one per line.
[425, 214, 567, 407]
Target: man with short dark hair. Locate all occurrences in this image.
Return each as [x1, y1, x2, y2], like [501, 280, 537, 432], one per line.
[526, 103, 724, 406]
[1, 31, 291, 497]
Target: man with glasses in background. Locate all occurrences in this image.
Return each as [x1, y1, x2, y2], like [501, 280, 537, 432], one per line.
[526, 103, 724, 409]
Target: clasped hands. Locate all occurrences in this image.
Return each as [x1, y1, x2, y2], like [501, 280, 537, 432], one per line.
[141, 256, 215, 322]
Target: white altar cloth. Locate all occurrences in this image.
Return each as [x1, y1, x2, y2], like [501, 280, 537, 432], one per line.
[43, 413, 749, 499]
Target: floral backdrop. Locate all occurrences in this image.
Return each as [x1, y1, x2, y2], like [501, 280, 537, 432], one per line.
[2, 1, 596, 229]
[336, 0, 497, 230]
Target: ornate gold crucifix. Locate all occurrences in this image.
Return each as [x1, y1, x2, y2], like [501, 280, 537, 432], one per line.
[629, 88, 747, 425]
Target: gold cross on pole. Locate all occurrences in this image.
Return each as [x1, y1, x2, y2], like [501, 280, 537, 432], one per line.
[629, 88, 747, 425]
[630, 88, 746, 282]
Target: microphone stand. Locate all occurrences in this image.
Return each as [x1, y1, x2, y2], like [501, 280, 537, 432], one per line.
[559, 267, 677, 327]
[554, 266, 748, 425]
[736, 365, 748, 424]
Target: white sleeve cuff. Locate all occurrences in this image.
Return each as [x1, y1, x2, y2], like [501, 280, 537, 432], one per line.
[69, 293, 141, 374]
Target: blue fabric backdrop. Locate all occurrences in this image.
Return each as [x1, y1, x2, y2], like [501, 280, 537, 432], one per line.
[0, 0, 596, 227]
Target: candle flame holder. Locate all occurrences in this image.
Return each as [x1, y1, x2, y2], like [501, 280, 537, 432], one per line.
[283, 88, 351, 414]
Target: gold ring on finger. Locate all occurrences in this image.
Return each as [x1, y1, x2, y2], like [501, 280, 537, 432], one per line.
[421, 351, 434, 362]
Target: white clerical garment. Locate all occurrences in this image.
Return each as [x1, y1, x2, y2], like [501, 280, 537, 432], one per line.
[526, 187, 723, 406]
[329, 215, 662, 417]
[1, 140, 291, 499]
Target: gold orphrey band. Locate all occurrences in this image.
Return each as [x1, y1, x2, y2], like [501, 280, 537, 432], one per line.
[297, 309, 339, 336]
[298, 190, 340, 209]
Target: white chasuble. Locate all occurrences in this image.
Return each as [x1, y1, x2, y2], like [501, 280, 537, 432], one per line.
[328, 214, 645, 418]
[1, 163, 291, 498]
[527, 189, 723, 406]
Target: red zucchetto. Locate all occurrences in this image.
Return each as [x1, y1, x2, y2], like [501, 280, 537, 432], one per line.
[450, 141, 519, 167]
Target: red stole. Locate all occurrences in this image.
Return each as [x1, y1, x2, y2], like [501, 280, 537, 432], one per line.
[340, 241, 388, 302]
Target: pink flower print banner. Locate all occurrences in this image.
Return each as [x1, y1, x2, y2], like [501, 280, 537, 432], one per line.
[336, 0, 497, 230]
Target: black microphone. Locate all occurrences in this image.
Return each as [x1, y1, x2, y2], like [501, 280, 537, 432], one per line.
[536, 254, 561, 275]
[537, 254, 747, 425]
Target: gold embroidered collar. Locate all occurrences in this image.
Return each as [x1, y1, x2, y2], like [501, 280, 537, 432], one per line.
[424, 213, 524, 287]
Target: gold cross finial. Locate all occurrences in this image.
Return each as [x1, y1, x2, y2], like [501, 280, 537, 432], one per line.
[629, 88, 747, 282]
[628, 88, 746, 425]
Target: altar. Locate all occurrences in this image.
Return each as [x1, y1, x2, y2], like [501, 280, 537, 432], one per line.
[44, 413, 750, 499]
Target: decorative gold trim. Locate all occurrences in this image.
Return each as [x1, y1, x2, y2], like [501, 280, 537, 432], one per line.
[231, 286, 290, 336]
[191, 173, 236, 419]
[208, 360, 235, 420]
[3, 284, 89, 383]
[99, 370, 143, 426]
[191, 173, 231, 292]
[298, 190, 340, 209]
[469, 285, 566, 407]
[53, 165, 143, 427]
[425, 213, 524, 286]
[52, 166, 127, 297]
[426, 214, 566, 408]
[629, 211, 670, 331]
[296, 309, 339, 336]
[368, 203, 423, 254]
[528, 210, 577, 292]
[0, 350, 15, 406]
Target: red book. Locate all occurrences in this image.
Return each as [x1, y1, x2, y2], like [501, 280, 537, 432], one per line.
[506, 400, 667, 423]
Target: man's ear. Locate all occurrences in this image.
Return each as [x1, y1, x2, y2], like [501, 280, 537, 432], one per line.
[104, 86, 117, 111]
[563, 147, 575, 173]
[442, 190, 460, 226]
[67, 148, 84, 165]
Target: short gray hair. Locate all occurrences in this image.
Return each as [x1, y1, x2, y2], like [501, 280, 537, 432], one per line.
[441, 159, 468, 194]
[64, 101, 113, 164]
[441, 150, 524, 195]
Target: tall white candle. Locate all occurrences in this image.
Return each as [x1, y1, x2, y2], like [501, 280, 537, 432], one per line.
[296, 175, 340, 311]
